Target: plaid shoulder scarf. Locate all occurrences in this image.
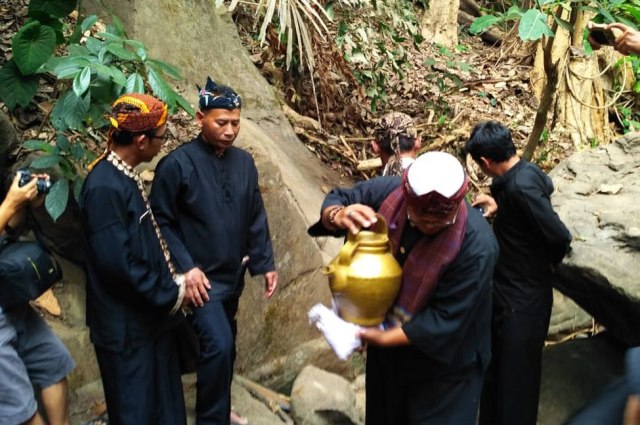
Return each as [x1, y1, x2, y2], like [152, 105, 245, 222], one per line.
[378, 187, 468, 324]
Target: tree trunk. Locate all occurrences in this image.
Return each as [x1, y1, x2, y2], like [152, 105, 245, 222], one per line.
[524, 5, 612, 160]
[421, 0, 460, 48]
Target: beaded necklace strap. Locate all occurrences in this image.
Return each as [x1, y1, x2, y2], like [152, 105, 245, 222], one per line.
[106, 151, 177, 279]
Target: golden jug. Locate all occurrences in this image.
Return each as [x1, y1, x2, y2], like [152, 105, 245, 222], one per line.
[323, 214, 402, 326]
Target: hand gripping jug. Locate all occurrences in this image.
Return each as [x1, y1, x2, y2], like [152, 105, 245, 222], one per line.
[323, 214, 402, 326]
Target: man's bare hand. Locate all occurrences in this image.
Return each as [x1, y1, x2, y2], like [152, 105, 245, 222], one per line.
[184, 267, 210, 307]
[608, 22, 640, 56]
[358, 326, 409, 347]
[472, 193, 498, 218]
[334, 204, 378, 235]
[264, 270, 278, 299]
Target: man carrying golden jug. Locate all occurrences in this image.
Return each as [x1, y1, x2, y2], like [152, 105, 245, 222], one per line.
[308, 151, 499, 425]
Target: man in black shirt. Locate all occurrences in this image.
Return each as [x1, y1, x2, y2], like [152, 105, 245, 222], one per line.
[150, 78, 278, 425]
[466, 121, 572, 425]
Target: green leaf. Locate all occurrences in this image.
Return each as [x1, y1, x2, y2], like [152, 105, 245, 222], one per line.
[96, 32, 124, 43]
[123, 39, 146, 50]
[146, 68, 175, 104]
[45, 179, 69, 222]
[125, 73, 145, 93]
[87, 63, 126, 86]
[85, 37, 103, 54]
[146, 59, 183, 80]
[56, 134, 70, 152]
[73, 175, 84, 202]
[81, 15, 98, 33]
[518, 9, 554, 41]
[29, 0, 77, 19]
[110, 15, 126, 37]
[31, 155, 61, 169]
[599, 9, 616, 24]
[553, 15, 573, 32]
[69, 44, 90, 57]
[175, 94, 195, 117]
[506, 5, 524, 19]
[105, 43, 138, 61]
[0, 60, 39, 109]
[70, 142, 87, 161]
[22, 140, 55, 154]
[469, 15, 502, 35]
[13, 22, 57, 74]
[73, 67, 92, 97]
[51, 91, 90, 131]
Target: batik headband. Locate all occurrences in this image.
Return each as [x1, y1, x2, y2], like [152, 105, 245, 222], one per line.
[375, 112, 417, 148]
[198, 76, 242, 110]
[109, 93, 168, 133]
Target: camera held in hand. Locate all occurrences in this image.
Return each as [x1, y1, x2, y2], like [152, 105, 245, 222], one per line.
[17, 169, 51, 194]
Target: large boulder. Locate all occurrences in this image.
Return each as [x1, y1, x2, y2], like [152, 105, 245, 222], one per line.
[291, 365, 362, 425]
[538, 334, 625, 424]
[80, 0, 347, 392]
[550, 133, 640, 346]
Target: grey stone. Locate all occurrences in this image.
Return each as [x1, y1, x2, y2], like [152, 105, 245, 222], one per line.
[539, 334, 625, 425]
[291, 365, 362, 425]
[550, 133, 640, 346]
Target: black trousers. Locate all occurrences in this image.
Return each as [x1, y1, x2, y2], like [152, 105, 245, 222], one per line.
[189, 297, 239, 425]
[95, 330, 186, 425]
[365, 345, 484, 425]
[479, 288, 553, 425]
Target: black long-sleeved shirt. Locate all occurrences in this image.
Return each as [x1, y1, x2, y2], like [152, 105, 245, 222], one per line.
[79, 160, 181, 351]
[309, 176, 499, 374]
[150, 135, 275, 300]
[490, 160, 572, 310]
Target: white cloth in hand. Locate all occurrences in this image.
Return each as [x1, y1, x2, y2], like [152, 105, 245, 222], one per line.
[308, 303, 362, 360]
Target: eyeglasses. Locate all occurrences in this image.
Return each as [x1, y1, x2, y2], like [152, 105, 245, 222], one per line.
[408, 205, 460, 228]
[147, 132, 169, 144]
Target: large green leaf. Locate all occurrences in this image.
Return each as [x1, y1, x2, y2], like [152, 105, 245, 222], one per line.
[73, 175, 84, 202]
[176, 94, 196, 117]
[85, 37, 103, 54]
[56, 133, 70, 152]
[125, 73, 145, 93]
[469, 15, 503, 34]
[105, 43, 139, 61]
[45, 179, 69, 222]
[72, 66, 92, 97]
[13, 22, 57, 74]
[146, 59, 183, 80]
[0, 60, 39, 109]
[29, 0, 77, 19]
[31, 155, 61, 169]
[146, 68, 175, 104]
[518, 9, 554, 41]
[81, 15, 98, 33]
[51, 91, 90, 130]
[22, 140, 55, 154]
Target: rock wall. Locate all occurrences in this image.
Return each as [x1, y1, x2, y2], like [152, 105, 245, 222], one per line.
[550, 132, 640, 346]
[79, 0, 348, 391]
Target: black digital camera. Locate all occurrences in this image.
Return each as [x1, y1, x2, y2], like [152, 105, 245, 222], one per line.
[17, 169, 51, 194]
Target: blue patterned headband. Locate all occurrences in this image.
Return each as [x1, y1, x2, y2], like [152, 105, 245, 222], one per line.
[198, 77, 242, 110]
